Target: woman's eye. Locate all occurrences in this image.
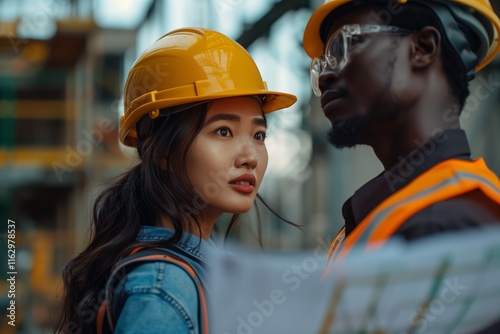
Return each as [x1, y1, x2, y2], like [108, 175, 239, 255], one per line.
[254, 131, 266, 142]
[215, 127, 231, 137]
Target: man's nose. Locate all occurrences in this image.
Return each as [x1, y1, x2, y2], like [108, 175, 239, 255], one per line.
[318, 65, 340, 94]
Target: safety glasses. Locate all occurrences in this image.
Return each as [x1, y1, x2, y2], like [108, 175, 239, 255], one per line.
[310, 24, 415, 97]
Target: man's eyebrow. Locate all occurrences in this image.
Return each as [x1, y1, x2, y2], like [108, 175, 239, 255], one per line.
[204, 113, 267, 127]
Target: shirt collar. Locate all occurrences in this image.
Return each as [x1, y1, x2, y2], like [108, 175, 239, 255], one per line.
[136, 226, 219, 266]
[344, 129, 472, 234]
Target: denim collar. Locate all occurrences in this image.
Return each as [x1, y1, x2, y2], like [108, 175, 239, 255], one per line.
[136, 226, 218, 266]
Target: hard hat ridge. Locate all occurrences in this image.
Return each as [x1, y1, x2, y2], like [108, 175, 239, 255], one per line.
[425, 0, 492, 80]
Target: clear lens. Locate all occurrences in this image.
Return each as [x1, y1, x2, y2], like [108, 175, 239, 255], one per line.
[310, 59, 322, 97]
[309, 25, 414, 97]
[310, 55, 339, 97]
[326, 32, 346, 64]
[309, 30, 347, 97]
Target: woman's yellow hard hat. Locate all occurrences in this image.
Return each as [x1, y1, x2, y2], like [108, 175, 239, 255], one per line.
[120, 27, 297, 147]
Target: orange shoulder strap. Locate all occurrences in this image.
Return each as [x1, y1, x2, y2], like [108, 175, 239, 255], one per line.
[96, 247, 209, 334]
[323, 158, 500, 276]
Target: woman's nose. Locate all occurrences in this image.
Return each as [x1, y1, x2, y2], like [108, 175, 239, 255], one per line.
[234, 143, 258, 169]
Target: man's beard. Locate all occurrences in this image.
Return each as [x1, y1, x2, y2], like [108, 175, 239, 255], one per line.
[326, 114, 368, 149]
[326, 87, 402, 149]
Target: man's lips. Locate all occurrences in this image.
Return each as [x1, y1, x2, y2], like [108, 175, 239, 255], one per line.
[320, 88, 347, 110]
[320, 88, 348, 120]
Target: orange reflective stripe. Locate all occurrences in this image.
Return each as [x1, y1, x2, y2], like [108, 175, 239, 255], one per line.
[334, 214, 369, 263]
[368, 177, 500, 246]
[325, 227, 345, 260]
[330, 158, 500, 264]
[328, 233, 345, 264]
[367, 159, 500, 247]
[366, 178, 473, 246]
[322, 228, 345, 279]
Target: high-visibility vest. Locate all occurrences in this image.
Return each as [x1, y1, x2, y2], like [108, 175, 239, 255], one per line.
[323, 158, 500, 278]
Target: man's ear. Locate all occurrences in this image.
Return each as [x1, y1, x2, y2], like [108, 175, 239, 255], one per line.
[410, 26, 441, 69]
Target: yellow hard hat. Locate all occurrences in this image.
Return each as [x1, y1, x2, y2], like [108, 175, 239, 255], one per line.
[120, 27, 297, 147]
[303, 0, 500, 74]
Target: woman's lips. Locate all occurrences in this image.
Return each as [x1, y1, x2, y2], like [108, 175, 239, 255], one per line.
[229, 174, 256, 194]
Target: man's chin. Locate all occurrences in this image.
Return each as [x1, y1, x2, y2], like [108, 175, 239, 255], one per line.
[326, 117, 366, 149]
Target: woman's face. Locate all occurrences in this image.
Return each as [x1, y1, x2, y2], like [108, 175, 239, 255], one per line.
[186, 96, 268, 220]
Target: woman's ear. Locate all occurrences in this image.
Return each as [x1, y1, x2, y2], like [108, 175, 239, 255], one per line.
[410, 26, 441, 69]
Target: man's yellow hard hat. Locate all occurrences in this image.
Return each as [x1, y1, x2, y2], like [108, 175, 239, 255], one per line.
[120, 27, 297, 147]
[303, 0, 500, 74]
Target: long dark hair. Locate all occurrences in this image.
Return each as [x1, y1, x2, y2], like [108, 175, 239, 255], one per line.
[55, 102, 299, 333]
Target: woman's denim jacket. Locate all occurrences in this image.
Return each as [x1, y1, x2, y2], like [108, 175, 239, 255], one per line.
[111, 226, 216, 334]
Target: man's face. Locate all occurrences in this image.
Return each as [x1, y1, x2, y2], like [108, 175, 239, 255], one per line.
[318, 6, 412, 149]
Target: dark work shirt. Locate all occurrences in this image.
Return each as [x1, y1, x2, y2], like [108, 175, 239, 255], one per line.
[342, 129, 500, 240]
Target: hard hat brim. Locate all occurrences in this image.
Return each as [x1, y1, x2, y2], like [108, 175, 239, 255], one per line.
[303, 0, 352, 59]
[119, 90, 297, 147]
